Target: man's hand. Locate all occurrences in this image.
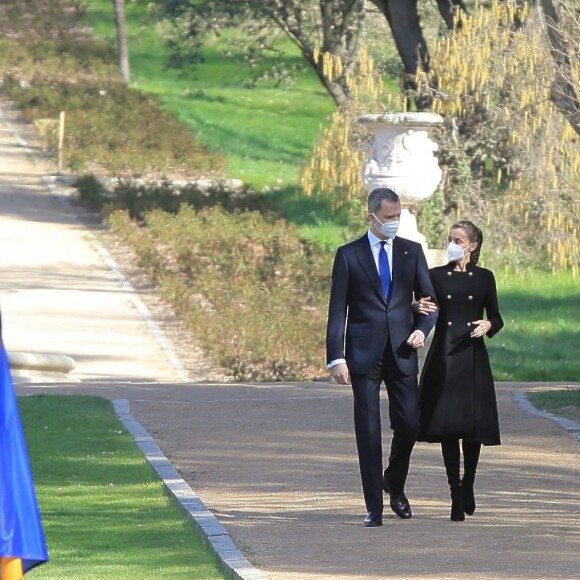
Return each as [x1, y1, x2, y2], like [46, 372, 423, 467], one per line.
[406, 330, 425, 349]
[330, 363, 351, 385]
[413, 296, 437, 316]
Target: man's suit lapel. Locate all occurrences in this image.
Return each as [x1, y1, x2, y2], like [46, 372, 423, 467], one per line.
[353, 235, 385, 303]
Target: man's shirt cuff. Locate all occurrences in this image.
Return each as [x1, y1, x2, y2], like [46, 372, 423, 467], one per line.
[328, 358, 346, 368]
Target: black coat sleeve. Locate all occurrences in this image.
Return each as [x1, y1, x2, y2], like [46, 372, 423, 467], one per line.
[485, 270, 504, 339]
[413, 248, 438, 337]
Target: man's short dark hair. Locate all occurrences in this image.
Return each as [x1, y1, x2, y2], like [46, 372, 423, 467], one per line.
[367, 188, 400, 213]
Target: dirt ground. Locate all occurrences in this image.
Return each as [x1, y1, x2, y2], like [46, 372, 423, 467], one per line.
[132, 381, 580, 580]
[18, 378, 579, 580]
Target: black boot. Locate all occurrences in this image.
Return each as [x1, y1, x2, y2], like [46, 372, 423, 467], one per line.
[450, 486, 465, 522]
[461, 440, 481, 516]
[441, 439, 465, 522]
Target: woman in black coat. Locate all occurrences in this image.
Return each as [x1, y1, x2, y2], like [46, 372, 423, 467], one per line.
[417, 220, 504, 521]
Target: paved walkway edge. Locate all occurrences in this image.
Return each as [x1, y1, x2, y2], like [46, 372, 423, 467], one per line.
[513, 391, 580, 441]
[113, 399, 266, 580]
[42, 175, 192, 384]
[2, 106, 191, 384]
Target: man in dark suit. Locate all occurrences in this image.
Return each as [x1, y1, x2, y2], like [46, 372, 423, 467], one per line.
[326, 188, 437, 527]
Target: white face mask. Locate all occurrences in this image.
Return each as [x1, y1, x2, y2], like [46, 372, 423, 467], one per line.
[372, 214, 399, 239]
[447, 242, 468, 262]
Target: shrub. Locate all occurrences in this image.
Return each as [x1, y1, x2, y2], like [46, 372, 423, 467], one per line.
[74, 177, 279, 219]
[107, 207, 330, 381]
[74, 174, 108, 210]
[109, 181, 277, 220]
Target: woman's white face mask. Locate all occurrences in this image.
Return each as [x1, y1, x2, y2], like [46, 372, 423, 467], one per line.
[446, 242, 468, 262]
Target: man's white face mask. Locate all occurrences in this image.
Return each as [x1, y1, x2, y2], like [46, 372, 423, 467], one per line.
[373, 214, 399, 239]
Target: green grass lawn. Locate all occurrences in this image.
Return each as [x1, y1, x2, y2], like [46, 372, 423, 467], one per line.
[489, 270, 579, 382]
[527, 389, 580, 409]
[81, 0, 405, 248]
[527, 389, 580, 423]
[84, 0, 335, 190]
[20, 394, 226, 579]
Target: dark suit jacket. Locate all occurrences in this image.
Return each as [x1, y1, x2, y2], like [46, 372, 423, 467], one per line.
[326, 233, 438, 376]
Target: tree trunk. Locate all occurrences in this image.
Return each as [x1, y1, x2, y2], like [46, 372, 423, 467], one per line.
[538, 0, 580, 135]
[269, 0, 363, 106]
[314, 60, 351, 107]
[113, 0, 130, 83]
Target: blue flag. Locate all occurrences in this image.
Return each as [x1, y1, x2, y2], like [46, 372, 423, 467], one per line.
[0, 344, 48, 572]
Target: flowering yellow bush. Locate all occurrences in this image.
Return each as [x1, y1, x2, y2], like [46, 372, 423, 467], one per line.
[301, 1, 579, 274]
[429, 1, 579, 274]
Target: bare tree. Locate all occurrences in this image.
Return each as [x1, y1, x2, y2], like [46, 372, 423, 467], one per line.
[157, 0, 365, 106]
[113, 0, 130, 83]
[157, 0, 580, 128]
[271, 0, 365, 106]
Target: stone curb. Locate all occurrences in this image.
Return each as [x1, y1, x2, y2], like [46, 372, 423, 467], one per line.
[513, 391, 580, 442]
[112, 399, 266, 580]
[8, 351, 76, 373]
[51, 169, 244, 195]
[8, 351, 77, 383]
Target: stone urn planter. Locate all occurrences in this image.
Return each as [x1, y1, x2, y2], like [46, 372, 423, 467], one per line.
[358, 112, 444, 248]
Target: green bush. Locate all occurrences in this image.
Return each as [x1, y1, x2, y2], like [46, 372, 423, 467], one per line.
[74, 177, 280, 219]
[75, 174, 108, 210]
[109, 181, 277, 220]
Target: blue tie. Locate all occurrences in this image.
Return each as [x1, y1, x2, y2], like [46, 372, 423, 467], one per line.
[379, 241, 391, 301]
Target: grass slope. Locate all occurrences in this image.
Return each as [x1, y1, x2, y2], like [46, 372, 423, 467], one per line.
[527, 389, 580, 423]
[490, 271, 580, 382]
[21, 394, 226, 579]
[84, 0, 335, 190]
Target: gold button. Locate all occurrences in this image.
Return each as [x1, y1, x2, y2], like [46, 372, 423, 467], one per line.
[468, 295, 473, 300]
[447, 294, 452, 299]
[447, 321, 453, 326]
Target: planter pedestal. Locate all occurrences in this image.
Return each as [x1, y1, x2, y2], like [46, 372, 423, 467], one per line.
[358, 112, 444, 253]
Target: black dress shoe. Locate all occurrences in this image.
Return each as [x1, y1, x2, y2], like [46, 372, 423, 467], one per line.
[389, 495, 413, 519]
[363, 512, 383, 527]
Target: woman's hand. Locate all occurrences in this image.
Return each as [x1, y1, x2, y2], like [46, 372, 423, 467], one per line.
[470, 320, 491, 338]
[413, 296, 437, 316]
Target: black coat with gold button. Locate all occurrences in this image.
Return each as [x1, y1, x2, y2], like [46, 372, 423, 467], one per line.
[418, 261, 504, 445]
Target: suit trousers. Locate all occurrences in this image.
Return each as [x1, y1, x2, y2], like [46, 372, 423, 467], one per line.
[351, 340, 419, 514]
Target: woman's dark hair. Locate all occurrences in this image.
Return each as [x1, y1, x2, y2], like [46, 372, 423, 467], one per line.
[451, 220, 483, 265]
